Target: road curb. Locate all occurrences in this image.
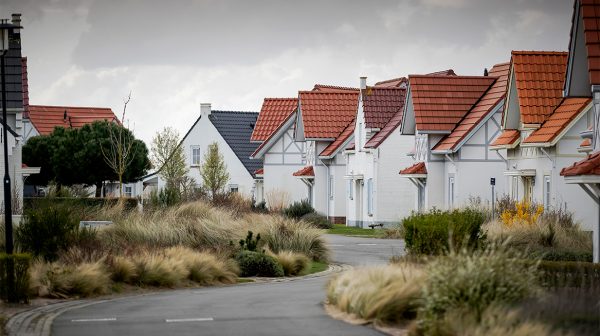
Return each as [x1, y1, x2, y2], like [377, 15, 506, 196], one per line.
[5, 264, 349, 336]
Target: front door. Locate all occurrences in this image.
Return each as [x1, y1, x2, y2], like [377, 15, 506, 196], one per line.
[355, 180, 363, 227]
[523, 177, 533, 203]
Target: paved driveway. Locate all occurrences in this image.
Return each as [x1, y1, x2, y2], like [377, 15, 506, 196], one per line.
[52, 234, 404, 336]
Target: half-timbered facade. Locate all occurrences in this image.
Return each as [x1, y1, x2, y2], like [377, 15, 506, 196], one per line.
[400, 64, 509, 211]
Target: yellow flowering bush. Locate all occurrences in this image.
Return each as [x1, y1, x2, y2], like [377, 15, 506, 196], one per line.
[501, 201, 543, 227]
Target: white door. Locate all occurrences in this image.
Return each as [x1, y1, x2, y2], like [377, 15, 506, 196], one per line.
[355, 180, 363, 227]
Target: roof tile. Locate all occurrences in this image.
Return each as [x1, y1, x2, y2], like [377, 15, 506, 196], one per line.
[561, 151, 600, 176]
[580, 0, 600, 85]
[523, 97, 591, 144]
[251, 98, 297, 142]
[299, 90, 359, 139]
[320, 120, 355, 157]
[28, 105, 118, 135]
[399, 162, 427, 175]
[292, 166, 314, 177]
[490, 129, 521, 147]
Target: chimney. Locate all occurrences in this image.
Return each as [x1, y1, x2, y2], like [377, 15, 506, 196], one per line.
[11, 13, 21, 31]
[483, 68, 489, 77]
[359, 76, 367, 90]
[200, 103, 211, 117]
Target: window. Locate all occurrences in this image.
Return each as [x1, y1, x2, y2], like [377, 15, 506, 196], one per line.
[543, 176, 551, 209]
[124, 186, 132, 197]
[511, 176, 519, 200]
[347, 179, 353, 200]
[329, 175, 334, 200]
[448, 176, 455, 209]
[367, 178, 373, 216]
[191, 146, 201, 166]
[229, 184, 239, 193]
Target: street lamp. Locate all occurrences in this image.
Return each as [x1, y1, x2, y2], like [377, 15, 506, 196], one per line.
[0, 19, 17, 257]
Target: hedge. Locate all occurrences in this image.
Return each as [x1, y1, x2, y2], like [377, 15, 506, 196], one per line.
[24, 197, 138, 211]
[536, 260, 600, 289]
[0, 253, 31, 303]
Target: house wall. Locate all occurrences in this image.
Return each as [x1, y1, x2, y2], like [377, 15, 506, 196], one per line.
[506, 111, 596, 231]
[182, 114, 255, 196]
[263, 126, 307, 207]
[22, 118, 39, 143]
[328, 152, 347, 222]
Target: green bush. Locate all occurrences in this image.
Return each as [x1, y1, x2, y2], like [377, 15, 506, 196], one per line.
[283, 199, 314, 219]
[16, 204, 80, 261]
[235, 251, 284, 277]
[239, 231, 261, 252]
[535, 260, 600, 288]
[419, 245, 539, 333]
[301, 212, 332, 229]
[0, 253, 31, 303]
[402, 208, 486, 255]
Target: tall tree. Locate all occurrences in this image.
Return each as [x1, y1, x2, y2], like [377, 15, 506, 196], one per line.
[150, 127, 188, 189]
[200, 142, 229, 199]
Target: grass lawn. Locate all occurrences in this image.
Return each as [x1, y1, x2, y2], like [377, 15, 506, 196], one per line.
[327, 224, 384, 237]
[302, 261, 329, 275]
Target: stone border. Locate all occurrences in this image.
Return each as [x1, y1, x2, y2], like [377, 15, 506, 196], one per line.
[6, 264, 342, 336]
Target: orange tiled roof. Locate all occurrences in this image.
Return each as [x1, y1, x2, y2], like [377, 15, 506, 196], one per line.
[510, 51, 568, 125]
[364, 107, 404, 149]
[320, 120, 354, 157]
[523, 97, 592, 144]
[580, 0, 600, 85]
[313, 84, 359, 92]
[433, 62, 510, 152]
[363, 86, 407, 129]
[298, 90, 359, 139]
[580, 138, 592, 148]
[251, 98, 297, 142]
[491, 129, 521, 147]
[561, 151, 600, 176]
[374, 77, 407, 88]
[28, 105, 118, 136]
[293, 166, 314, 177]
[399, 162, 427, 175]
[408, 75, 496, 132]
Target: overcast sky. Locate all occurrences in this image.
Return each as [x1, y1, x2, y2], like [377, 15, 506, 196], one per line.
[1, 0, 573, 145]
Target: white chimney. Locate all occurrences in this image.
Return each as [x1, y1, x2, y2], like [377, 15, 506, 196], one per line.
[360, 76, 367, 90]
[200, 103, 211, 117]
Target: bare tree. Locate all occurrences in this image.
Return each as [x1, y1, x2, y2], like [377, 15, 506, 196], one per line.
[150, 127, 188, 189]
[200, 142, 229, 200]
[101, 93, 136, 197]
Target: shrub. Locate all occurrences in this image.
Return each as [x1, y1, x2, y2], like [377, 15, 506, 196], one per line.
[500, 200, 544, 227]
[283, 199, 314, 219]
[301, 212, 332, 229]
[535, 260, 600, 289]
[251, 200, 268, 213]
[0, 253, 31, 303]
[29, 260, 110, 297]
[268, 250, 309, 276]
[265, 189, 289, 212]
[327, 264, 424, 325]
[68, 261, 111, 296]
[419, 244, 539, 333]
[235, 250, 284, 277]
[109, 255, 137, 283]
[262, 217, 329, 262]
[239, 231, 261, 252]
[402, 208, 486, 255]
[164, 246, 237, 284]
[132, 252, 187, 287]
[16, 204, 80, 261]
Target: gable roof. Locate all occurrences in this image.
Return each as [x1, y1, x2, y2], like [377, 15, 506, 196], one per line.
[319, 120, 355, 158]
[312, 84, 359, 92]
[509, 51, 568, 125]
[362, 86, 407, 129]
[374, 77, 407, 88]
[293, 166, 315, 177]
[208, 111, 262, 176]
[298, 90, 359, 139]
[522, 97, 592, 146]
[251, 98, 297, 142]
[407, 75, 496, 132]
[561, 150, 600, 176]
[27, 105, 118, 135]
[399, 162, 427, 175]
[433, 62, 510, 152]
[490, 129, 521, 149]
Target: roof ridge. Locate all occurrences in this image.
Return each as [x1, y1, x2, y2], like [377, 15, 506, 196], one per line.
[211, 110, 258, 114]
[511, 50, 568, 55]
[29, 105, 113, 110]
[264, 97, 297, 101]
[408, 74, 495, 79]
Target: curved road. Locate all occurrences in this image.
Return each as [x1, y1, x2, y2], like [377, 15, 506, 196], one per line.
[52, 234, 404, 336]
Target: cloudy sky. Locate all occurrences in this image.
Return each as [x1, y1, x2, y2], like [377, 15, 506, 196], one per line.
[1, 0, 573, 145]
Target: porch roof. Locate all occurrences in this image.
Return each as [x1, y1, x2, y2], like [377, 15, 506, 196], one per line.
[399, 162, 427, 176]
[292, 166, 315, 178]
[561, 151, 600, 176]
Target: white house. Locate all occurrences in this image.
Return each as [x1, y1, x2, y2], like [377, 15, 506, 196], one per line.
[344, 76, 416, 228]
[399, 64, 510, 211]
[490, 50, 596, 232]
[250, 98, 305, 207]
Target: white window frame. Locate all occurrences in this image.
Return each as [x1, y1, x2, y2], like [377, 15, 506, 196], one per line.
[124, 186, 133, 197]
[511, 176, 519, 200]
[367, 178, 373, 216]
[229, 184, 239, 193]
[191, 146, 201, 166]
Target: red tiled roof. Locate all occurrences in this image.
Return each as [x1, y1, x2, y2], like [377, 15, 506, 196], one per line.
[251, 98, 297, 142]
[28, 105, 118, 136]
[523, 97, 592, 144]
[433, 62, 510, 152]
[561, 151, 600, 176]
[491, 129, 521, 147]
[320, 120, 354, 157]
[364, 106, 404, 149]
[580, 0, 600, 85]
[374, 77, 407, 88]
[250, 111, 296, 158]
[399, 162, 427, 175]
[510, 51, 568, 125]
[298, 90, 359, 139]
[426, 69, 457, 76]
[408, 75, 496, 132]
[581, 138, 592, 148]
[313, 84, 359, 92]
[21, 57, 29, 117]
[293, 166, 315, 177]
[363, 86, 407, 129]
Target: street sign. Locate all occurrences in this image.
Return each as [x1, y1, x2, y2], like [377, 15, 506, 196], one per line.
[490, 178, 496, 186]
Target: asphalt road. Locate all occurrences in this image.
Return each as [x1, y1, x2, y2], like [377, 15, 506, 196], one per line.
[52, 234, 404, 336]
